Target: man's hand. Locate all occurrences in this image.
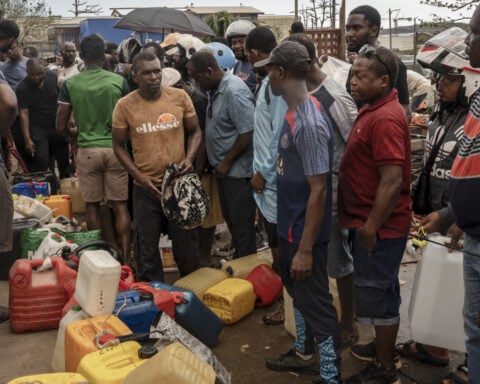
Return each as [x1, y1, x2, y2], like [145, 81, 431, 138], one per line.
[415, 211, 442, 234]
[358, 224, 377, 252]
[135, 174, 162, 202]
[25, 138, 35, 157]
[446, 223, 463, 252]
[178, 158, 194, 175]
[215, 159, 232, 178]
[251, 172, 266, 193]
[290, 249, 313, 281]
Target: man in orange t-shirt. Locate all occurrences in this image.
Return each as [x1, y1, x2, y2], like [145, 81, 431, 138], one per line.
[113, 50, 202, 282]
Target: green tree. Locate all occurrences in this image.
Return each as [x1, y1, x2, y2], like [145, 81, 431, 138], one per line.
[0, 0, 53, 42]
[205, 11, 235, 38]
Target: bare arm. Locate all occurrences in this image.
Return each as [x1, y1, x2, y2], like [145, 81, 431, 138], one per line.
[291, 173, 328, 281]
[112, 126, 162, 201]
[358, 164, 403, 251]
[19, 108, 35, 156]
[56, 103, 72, 137]
[215, 131, 253, 178]
[181, 115, 202, 174]
[0, 84, 17, 137]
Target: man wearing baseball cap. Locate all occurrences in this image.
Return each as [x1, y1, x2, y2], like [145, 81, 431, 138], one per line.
[0, 19, 20, 323]
[258, 41, 341, 384]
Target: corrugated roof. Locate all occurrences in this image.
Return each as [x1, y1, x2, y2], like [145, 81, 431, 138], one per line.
[181, 6, 264, 14]
[110, 6, 264, 17]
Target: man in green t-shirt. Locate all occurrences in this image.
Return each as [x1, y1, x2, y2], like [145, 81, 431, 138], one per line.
[56, 34, 132, 262]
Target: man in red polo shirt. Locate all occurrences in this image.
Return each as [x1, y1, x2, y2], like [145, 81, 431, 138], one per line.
[338, 45, 411, 384]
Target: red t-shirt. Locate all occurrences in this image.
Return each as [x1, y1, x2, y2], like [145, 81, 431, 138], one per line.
[338, 89, 411, 238]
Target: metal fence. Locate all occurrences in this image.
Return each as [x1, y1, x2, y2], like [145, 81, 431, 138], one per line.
[304, 28, 343, 60]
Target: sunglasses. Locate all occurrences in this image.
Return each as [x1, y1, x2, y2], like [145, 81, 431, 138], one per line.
[358, 45, 392, 80]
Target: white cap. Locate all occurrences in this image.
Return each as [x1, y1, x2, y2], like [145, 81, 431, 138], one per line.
[166, 46, 180, 56]
[161, 67, 181, 87]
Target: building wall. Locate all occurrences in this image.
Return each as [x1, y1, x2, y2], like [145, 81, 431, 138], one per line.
[258, 15, 296, 41]
[378, 33, 415, 52]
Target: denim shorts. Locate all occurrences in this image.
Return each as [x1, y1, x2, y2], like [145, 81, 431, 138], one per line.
[349, 228, 407, 326]
[327, 216, 353, 279]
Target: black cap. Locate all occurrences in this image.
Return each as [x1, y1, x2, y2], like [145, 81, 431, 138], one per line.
[0, 20, 19, 39]
[138, 344, 158, 359]
[254, 40, 310, 71]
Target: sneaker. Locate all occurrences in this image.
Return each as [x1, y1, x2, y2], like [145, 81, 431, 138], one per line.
[256, 231, 269, 252]
[266, 349, 319, 375]
[0, 306, 8, 323]
[214, 243, 235, 259]
[344, 360, 400, 384]
[351, 341, 402, 370]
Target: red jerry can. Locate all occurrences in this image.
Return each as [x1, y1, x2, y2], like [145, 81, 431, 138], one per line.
[245, 264, 283, 307]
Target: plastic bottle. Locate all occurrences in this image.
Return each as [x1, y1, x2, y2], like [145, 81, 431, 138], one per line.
[51, 305, 90, 372]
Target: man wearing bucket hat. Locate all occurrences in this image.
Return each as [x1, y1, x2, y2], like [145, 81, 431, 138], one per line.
[0, 19, 20, 323]
[257, 40, 341, 384]
[160, 32, 179, 67]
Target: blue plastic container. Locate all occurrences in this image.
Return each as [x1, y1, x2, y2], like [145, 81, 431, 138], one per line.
[114, 290, 158, 333]
[115, 290, 140, 306]
[149, 281, 222, 347]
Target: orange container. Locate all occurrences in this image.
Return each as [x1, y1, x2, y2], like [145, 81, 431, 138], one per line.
[44, 195, 73, 219]
[64, 315, 132, 372]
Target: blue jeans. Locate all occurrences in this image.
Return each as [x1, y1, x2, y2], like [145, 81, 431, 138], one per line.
[463, 234, 480, 384]
[349, 229, 407, 325]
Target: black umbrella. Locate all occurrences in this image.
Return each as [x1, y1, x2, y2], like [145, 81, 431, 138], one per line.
[113, 7, 214, 37]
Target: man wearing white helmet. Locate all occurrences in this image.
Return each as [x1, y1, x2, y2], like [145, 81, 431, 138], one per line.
[173, 34, 205, 82]
[225, 19, 256, 93]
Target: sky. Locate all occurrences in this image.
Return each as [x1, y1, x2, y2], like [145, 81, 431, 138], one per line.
[46, 0, 472, 25]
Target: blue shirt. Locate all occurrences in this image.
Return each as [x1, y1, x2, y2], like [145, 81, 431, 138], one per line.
[205, 70, 255, 178]
[253, 76, 288, 224]
[233, 59, 256, 94]
[0, 57, 27, 90]
[276, 96, 332, 244]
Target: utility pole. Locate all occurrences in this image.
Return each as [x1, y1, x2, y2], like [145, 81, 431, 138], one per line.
[389, 8, 400, 49]
[295, 0, 298, 20]
[340, 0, 345, 60]
[413, 17, 418, 69]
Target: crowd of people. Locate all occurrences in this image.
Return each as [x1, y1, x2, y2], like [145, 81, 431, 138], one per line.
[0, 3, 479, 383]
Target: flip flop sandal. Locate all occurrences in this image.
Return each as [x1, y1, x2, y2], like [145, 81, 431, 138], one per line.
[262, 308, 285, 325]
[443, 364, 469, 384]
[395, 339, 449, 367]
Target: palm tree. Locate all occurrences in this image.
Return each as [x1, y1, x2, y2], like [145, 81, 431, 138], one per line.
[205, 11, 236, 38]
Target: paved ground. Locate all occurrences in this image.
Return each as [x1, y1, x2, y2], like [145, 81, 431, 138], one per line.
[0, 246, 464, 383]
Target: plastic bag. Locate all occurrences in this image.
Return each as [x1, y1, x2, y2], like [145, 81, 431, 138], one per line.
[21, 228, 49, 259]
